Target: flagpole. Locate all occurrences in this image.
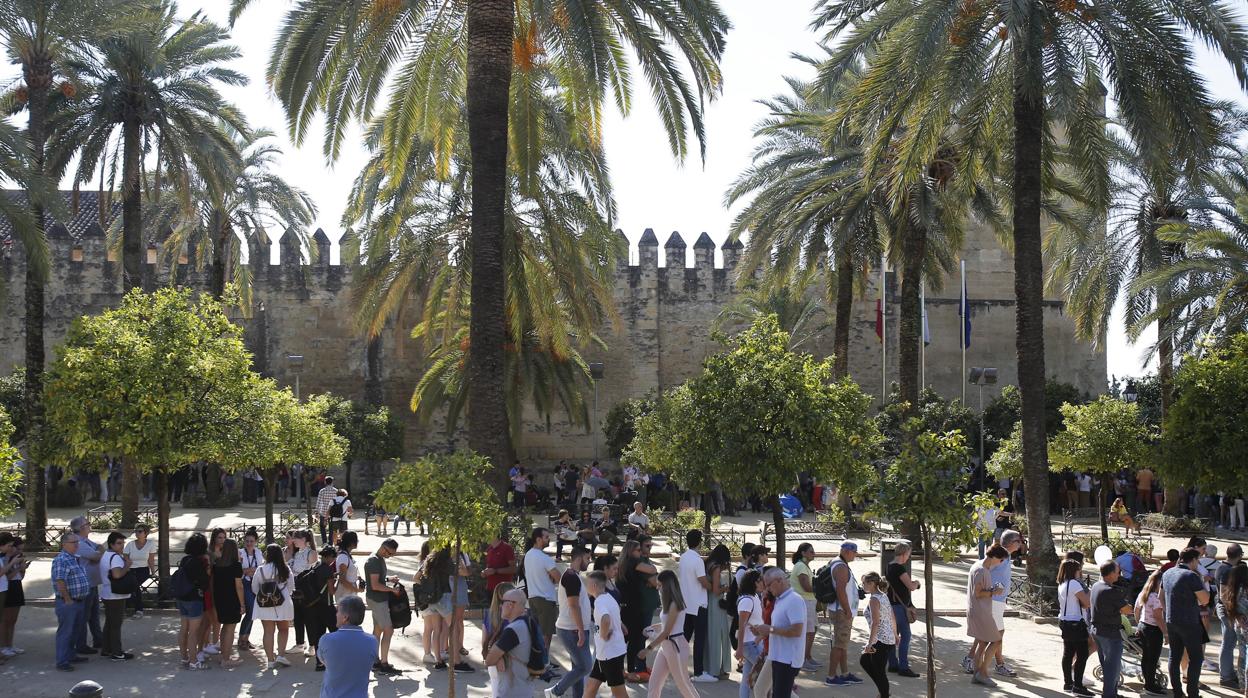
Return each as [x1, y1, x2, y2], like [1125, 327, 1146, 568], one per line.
[880, 264, 887, 404]
[960, 259, 967, 404]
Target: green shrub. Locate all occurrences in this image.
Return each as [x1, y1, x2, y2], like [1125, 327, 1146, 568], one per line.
[650, 507, 721, 551]
[1139, 513, 1213, 535]
[1064, 533, 1153, 560]
[816, 504, 846, 526]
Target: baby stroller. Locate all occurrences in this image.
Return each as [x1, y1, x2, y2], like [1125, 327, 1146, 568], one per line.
[1092, 615, 1167, 690]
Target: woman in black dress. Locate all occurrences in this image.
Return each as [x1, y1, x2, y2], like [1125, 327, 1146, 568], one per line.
[212, 539, 245, 667]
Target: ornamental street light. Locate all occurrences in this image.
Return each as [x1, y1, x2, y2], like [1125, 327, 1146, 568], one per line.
[969, 367, 998, 492]
[287, 354, 305, 401]
[589, 362, 605, 459]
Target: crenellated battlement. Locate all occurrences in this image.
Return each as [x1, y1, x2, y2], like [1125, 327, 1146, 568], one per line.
[0, 190, 1106, 463]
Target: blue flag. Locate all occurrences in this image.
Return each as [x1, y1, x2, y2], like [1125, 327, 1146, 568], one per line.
[959, 277, 972, 349]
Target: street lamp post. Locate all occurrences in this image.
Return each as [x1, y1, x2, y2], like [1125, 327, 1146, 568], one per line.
[287, 354, 304, 401]
[589, 363, 605, 459]
[969, 367, 998, 491]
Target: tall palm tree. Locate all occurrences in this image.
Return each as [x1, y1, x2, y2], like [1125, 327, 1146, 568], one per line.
[713, 271, 830, 351]
[347, 73, 621, 454]
[1, 0, 115, 548]
[1049, 109, 1246, 514]
[50, 0, 247, 526]
[815, 0, 1248, 586]
[1135, 148, 1248, 359]
[241, 0, 729, 484]
[153, 126, 316, 303]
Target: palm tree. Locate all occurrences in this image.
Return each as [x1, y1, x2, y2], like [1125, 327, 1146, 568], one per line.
[1135, 148, 1248, 360]
[1, 0, 115, 549]
[153, 126, 316, 303]
[50, 0, 247, 527]
[1048, 109, 1247, 512]
[346, 74, 622, 458]
[713, 272, 830, 351]
[240, 0, 730, 484]
[814, 0, 1248, 586]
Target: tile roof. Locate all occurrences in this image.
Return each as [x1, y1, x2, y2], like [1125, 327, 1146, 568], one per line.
[0, 189, 121, 245]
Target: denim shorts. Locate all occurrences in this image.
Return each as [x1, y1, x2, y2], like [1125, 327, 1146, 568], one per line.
[177, 599, 205, 618]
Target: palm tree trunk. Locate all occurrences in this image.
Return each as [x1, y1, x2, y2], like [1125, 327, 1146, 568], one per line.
[119, 116, 143, 529]
[832, 250, 855, 379]
[210, 215, 229, 300]
[465, 0, 517, 492]
[1012, 53, 1059, 593]
[898, 223, 926, 412]
[1157, 306, 1184, 515]
[22, 72, 50, 550]
[156, 469, 171, 594]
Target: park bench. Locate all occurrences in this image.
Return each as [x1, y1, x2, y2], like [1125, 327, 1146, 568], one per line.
[761, 520, 846, 547]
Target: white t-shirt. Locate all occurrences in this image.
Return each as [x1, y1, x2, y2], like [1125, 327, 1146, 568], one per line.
[556, 568, 591, 631]
[660, 606, 686, 637]
[769, 588, 807, 668]
[332, 497, 352, 522]
[678, 549, 708, 610]
[1058, 579, 1087, 622]
[99, 551, 130, 601]
[334, 551, 359, 601]
[240, 546, 262, 581]
[123, 538, 156, 568]
[592, 593, 626, 660]
[289, 547, 315, 576]
[737, 594, 762, 644]
[628, 512, 650, 529]
[0, 556, 8, 593]
[1077, 475, 1092, 492]
[523, 548, 557, 601]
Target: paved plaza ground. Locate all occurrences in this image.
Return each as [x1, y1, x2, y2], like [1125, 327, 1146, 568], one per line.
[3, 504, 1247, 697]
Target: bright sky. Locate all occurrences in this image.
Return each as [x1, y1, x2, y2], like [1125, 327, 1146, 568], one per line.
[6, 2, 1246, 381]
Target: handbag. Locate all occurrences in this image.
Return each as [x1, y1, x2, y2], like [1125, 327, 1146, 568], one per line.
[905, 606, 917, 624]
[256, 567, 286, 608]
[107, 552, 138, 596]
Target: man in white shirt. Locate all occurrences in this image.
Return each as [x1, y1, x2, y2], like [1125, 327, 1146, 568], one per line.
[523, 528, 561, 656]
[677, 529, 713, 682]
[626, 502, 650, 536]
[548, 547, 592, 698]
[756, 567, 806, 698]
[582, 571, 628, 697]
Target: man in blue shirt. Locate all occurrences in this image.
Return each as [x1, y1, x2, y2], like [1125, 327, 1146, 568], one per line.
[51, 534, 91, 671]
[1163, 548, 1211, 698]
[318, 596, 378, 698]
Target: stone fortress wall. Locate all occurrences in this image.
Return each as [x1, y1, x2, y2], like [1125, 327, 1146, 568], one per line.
[0, 192, 1107, 463]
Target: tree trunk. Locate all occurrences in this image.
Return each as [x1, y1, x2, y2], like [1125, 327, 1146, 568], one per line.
[449, 535, 462, 698]
[770, 494, 786, 564]
[157, 470, 171, 595]
[305, 471, 316, 528]
[119, 116, 143, 529]
[344, 460, 353, 497]
[1157, 308, 1185, 516]
[204, 463, 223, 505]
[1099, 474, 1110, 543]
[22, 71, 49, 551]
[264, 470, 276, 544]
[210, 216, 229, 300]
[832, 250, 855, 379]
[898, 223, 926, 413]
[465, 0, 516, 493]
[1012, 50, 1059, 594]
[922, 526, 936, 698]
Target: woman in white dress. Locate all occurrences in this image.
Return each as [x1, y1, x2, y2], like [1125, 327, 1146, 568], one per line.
[251, 544, 294, 670]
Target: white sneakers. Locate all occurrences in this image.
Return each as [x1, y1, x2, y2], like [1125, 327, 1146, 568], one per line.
[423, 653, 437, 664]
[691, 673, 718, 683]
[202, 644, 220, 655]
[274, 655, 292, 667]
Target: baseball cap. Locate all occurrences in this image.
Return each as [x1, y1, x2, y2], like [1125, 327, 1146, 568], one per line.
[841, 540, 859, 552]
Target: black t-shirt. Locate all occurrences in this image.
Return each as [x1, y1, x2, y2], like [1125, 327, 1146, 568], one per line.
[886, 561, 912, 608]
[1215, 561, 1244, 609]
[1163, 567, 1207, 625]
[1089, 581, 1128, 639]
[995, 503, 1014, 529]
[310, 562, 336, 606]
[561, 568, 583, 597]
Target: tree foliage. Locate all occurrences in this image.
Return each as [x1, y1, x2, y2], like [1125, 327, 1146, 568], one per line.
[876, 386, 976, 460]
[322, 395, 404, 463]
[0, 407, 21, 518]
[1160, 334, 1248, 495]
[0, 367, 27, 445]
[980, 380, 1089, 460]
[603, 394, 655, 460]
[373, 451, 506, 554]
[986, 423, 1023, 482]
[629, 315, 881, 559]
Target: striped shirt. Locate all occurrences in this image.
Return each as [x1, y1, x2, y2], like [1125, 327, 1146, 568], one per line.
[52, 550, 90, 600]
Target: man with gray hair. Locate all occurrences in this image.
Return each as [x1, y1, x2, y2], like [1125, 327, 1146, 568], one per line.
[755, 566, 807, 698]
[51, 533, 90, 671]
[68, 516, 104, 655]
[317, 595, 377, 698]
[485, 588, 535, 697]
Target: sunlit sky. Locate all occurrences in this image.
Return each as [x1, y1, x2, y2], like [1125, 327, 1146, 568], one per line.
[5, 1, 1246, 380]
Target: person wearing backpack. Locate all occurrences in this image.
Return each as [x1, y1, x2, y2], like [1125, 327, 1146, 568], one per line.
[364, 539, 404, 676]
[251, 544, 295, 670]
[328, 490, 353, 547]
[175, 533, 211, 670]
[305, 546, 340, 672]
[822, 540, 864, 687]
[98, 532, 135, 661]
[485, 588, 539, 697]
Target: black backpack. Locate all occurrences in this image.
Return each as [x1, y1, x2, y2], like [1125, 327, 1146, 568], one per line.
[328, 497, 345, 519]
[813, 561, 838, 604]
[720, 567, 740, 612]
[170, 556, 198, 601]
[389, 582, 413, 632]
[293, 566, 323, 607]
[523, 613, 549, 677]
[107, 552, 138, 596]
